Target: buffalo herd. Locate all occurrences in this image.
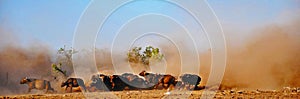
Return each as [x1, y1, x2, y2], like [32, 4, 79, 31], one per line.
[20, 71, 203, 93]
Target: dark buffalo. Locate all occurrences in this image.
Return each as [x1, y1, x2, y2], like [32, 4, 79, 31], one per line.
[110, 75, 130, 91]
[139, 71, 160, 88]
[88, 75, 103, 92]
[100, 74, 113, 91]
[20, 77, 55, 93]
[180, 74, 201, 90]
[88, 74, 113, 91]
[121, 73, 149, 90]
[130, 77, 149, 90]
[61, 78, 86, 93]
[139, 70, 176, 89]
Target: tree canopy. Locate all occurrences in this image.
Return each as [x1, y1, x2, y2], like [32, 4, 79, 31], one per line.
[127, 46, 164, 65]
[52, 45, 77, 77]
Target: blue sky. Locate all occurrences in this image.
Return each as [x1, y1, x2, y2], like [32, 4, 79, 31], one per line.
[0, 0, 299, 50]
[0, 0, 90, 48]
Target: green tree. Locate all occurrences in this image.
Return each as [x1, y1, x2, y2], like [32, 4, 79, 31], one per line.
[52, 45, 77, 77]
[127, 46, 164, 65]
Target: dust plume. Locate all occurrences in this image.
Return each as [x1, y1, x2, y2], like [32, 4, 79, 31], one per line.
[62, 18, 300, 91]
[0, 29, 53, 95]
[133, 15, 300, 90]
[1, 10, 298, 96]
[219, 18, 300, 90]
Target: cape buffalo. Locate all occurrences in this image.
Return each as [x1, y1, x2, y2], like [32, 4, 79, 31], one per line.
[61, 78, 86, 93]
[180, 74, 201, 90]
[110, 75, 131, 91]
[139, 70, 176, 89]
[121, 73, 149, 90]
[20, 77, 54, 93]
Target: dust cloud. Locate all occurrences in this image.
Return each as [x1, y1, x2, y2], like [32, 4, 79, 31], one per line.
[93, 18, 300, 90]
[0, 29, 53, 95]
[219, 19, 300, 90]
[0, 11, 299, 96]
[124, 17, 300, 90]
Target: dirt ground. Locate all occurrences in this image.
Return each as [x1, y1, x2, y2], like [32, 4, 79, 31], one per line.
[1, 89, 300, 99]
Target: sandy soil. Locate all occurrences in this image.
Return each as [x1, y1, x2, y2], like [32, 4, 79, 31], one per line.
[1, 89, 300, 99]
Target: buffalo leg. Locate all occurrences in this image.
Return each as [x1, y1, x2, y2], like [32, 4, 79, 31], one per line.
[45, 83, 49, 93]
[27, 88, 32, 93]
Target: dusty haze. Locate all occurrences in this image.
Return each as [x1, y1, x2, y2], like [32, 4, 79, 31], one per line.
[221, 20, 300, 89]
[0, 15, 299, 95]
[93, 17, 300, 90]
[0, 29, 53, 95]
